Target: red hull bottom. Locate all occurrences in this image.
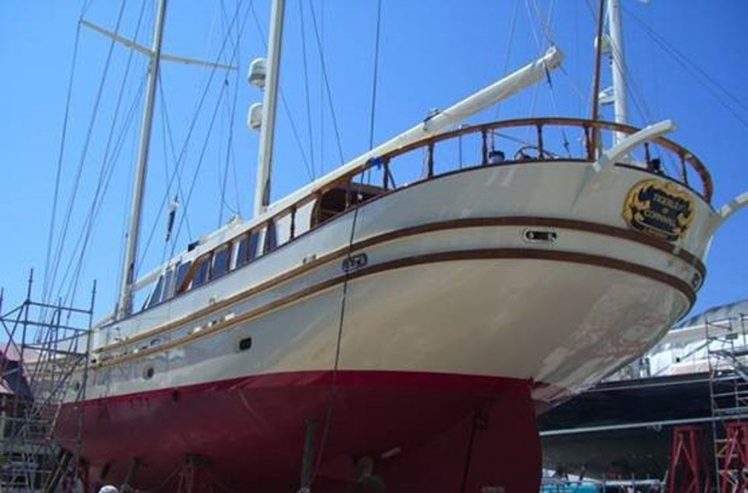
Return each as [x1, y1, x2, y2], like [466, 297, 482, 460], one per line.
[58, 371, 541, 492]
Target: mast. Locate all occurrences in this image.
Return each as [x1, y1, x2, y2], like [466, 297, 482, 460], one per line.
[607, 0, 629, 143]
[590, 0, 605, 157]
[117, 0, 168, 319]
[253, 0, 286, 217]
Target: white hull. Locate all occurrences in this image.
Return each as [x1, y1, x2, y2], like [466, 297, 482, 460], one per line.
[81, 160, 710, 406]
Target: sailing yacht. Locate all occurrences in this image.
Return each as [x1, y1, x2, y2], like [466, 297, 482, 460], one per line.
[52, 0, 748, 491]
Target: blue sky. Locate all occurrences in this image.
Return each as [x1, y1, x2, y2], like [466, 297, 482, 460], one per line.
[0, 0, 747, 321]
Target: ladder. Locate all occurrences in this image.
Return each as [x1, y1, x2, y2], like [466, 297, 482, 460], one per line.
[707, 313, 748, 493]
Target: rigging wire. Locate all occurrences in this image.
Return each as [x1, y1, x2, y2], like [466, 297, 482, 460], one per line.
[136, 0, 251, 273]
[493, 0, 521, 119]
[319, 0, 326, 175]
[169, 81, 229, 253]
[61, 75, 149, 307]
[364, 0, 383, 185]
[218, 0, 243, 226]
[367, 0, 383, 151]
[299, 0, 316, 179]
[522, 0, 550, 140]
[608, 40, 654, 125]
[45, 0, 128, 305]
[220, 0, 244, 219]
[313, 3, 384, 482]
[217, 87, 241, 225]
[307, 0, 346, 165]
[622, 5, 748, 129]
[157, 77, 193, 240]
[58, 0, 151, 306]
[42, 12, 84, 307]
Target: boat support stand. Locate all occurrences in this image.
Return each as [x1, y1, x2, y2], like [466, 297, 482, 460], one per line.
[120, 458, 140, 493]
[298, 418, 319, 493]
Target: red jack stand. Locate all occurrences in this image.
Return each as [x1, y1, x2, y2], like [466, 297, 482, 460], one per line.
[718, 421, 748, 493]
[668, 425, 711, 493]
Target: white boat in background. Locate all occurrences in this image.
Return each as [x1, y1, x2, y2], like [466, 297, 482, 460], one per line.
[47, 0, 748, 491]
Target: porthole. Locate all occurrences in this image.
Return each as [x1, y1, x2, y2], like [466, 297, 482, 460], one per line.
[143, 366, 155, 380]
[523, 229, 557, 244]
[238, 336, 253, 351]
[691, 272, 702, 289]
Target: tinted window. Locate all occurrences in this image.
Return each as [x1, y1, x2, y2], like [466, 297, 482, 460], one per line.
[192, 255, 211, 289]
[264, 221, 277, 254]
[212, 246, 230, 279]
[162, 267, 176, 301]
[175, 261, 192, 294]
[147, 276, 164, 308]
[236, 232, 260, 268]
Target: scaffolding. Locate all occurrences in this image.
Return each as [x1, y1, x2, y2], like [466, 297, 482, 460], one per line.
[0, 271, 95, 492]
[706, 311, 748, 493]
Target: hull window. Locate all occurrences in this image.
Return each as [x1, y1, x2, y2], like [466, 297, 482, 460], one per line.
[238, 336, 253, 351]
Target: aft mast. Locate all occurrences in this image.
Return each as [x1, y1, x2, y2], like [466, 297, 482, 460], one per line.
[117, 0, 168, 319]
[607, 0, 629, 143]
[253, 0, 286, 217]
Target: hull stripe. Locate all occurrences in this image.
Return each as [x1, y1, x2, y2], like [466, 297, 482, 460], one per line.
[101, 217, 703, 354]
[94, 247, 695, 369]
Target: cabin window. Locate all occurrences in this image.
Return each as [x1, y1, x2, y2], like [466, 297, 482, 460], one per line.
[147, 275, 164, 309]
[212, 245, 231, 280]
[236, 232, 260, 268]
[175, 261, 192, 294]
[264, 221, 277, 254]
[191, 254, 212, 289]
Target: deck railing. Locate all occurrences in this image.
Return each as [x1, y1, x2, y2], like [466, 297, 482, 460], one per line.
[371, 117, 711, 201]
[135, 118, 712, 312]
[271, 117, 711, 241]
